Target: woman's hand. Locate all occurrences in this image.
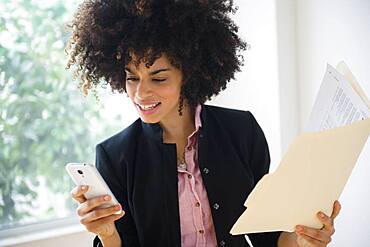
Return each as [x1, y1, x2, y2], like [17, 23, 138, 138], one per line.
[70, 185, 125, 238]
[294, 200, 341, 246]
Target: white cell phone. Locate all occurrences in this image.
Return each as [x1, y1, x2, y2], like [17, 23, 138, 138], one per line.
[66, 163, 122, 214]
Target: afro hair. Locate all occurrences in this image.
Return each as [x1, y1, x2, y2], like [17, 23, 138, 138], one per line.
[65, 0, 247, 108]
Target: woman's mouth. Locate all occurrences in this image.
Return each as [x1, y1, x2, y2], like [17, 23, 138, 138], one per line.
[136, 102, 161, 115]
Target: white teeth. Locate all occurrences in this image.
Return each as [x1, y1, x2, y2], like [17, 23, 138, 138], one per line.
[138, 103, 159, 110]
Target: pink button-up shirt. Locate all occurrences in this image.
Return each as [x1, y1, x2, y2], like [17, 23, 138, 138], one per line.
[178, 104, 218, 247]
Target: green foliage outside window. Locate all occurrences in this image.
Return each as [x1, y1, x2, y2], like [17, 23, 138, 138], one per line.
[0, 0, 123, 229]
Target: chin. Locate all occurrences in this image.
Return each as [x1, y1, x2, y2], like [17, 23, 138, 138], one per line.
[140, 116, 160, 124]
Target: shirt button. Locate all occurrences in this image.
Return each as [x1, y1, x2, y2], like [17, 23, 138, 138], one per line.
[203, 167, 210, 174]
[187, 146, 192, 151]
[195, 202, 200, 207]
[187, 174, 192, 179]
[199, 230, 204, 234]
[219, 240, 226, 246]
[213, 203, 220, 210]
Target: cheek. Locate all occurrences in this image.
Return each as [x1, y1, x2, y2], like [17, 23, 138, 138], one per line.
[158, 85, 180, 99]
[159, 77, 183, 98]
[125, 83, 135, 97]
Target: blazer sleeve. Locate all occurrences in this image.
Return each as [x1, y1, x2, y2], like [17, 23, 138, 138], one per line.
[93, 143, 140, 247]
[245, 112, 282, 247]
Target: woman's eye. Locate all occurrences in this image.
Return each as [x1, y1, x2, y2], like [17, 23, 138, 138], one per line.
[152, 78, 166, 82]
[125, 78, 166, 83]
[126, 77, 139, 81]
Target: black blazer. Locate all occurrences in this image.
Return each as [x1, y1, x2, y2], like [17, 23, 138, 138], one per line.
[93, 104, 281, 247]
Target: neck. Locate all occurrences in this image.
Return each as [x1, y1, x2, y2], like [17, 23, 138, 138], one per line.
[160, 102, 195, 143]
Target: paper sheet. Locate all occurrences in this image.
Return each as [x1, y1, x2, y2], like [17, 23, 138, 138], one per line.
[336, 61, 370, 109]
[230, 118, 370, 234]
[305, 64, 369, 131]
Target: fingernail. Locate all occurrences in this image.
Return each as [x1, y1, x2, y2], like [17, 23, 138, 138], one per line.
[114, 205, 121, 210]
[319, 212, 325, 218]
[104, 195, 111, 201]
[81, 185, 86, 190]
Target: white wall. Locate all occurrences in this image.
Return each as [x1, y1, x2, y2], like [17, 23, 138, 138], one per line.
[212, 0, 283, 170]
[275, 0, 300, 154]
[295, 0, 370, 246]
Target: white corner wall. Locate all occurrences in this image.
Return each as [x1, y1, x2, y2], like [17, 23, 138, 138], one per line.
[295, 0, 370, 246]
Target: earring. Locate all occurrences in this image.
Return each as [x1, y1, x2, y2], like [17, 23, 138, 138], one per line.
[178, 93, 184, 116]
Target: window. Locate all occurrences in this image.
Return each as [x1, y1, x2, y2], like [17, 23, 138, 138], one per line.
[0, 0, 135, 232]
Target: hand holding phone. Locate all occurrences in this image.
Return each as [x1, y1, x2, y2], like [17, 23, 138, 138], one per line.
[67, 163, 125, 240]
[66, 163, 122, 214]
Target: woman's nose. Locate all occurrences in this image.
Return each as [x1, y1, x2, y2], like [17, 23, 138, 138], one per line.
[136, 80, 153, 98]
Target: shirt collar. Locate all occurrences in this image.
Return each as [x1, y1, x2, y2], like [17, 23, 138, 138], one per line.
[194, 104, 202, 131]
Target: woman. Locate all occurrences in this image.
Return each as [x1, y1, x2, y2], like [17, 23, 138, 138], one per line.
[66, 0, 341, 246]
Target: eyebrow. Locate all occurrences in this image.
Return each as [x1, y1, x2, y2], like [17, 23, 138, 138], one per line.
[124, 67, 171, 75]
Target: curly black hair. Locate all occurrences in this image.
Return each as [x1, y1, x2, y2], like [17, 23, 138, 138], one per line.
[65, 0, 247, 109]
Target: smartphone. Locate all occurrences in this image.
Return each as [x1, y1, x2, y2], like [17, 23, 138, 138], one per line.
[66, 163, 122, 214]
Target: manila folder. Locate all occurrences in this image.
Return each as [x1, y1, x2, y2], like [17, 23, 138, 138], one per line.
[230, 118, 370, 234]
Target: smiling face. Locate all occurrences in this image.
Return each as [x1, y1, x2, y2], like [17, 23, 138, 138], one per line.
[125, 53, 184, 124]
